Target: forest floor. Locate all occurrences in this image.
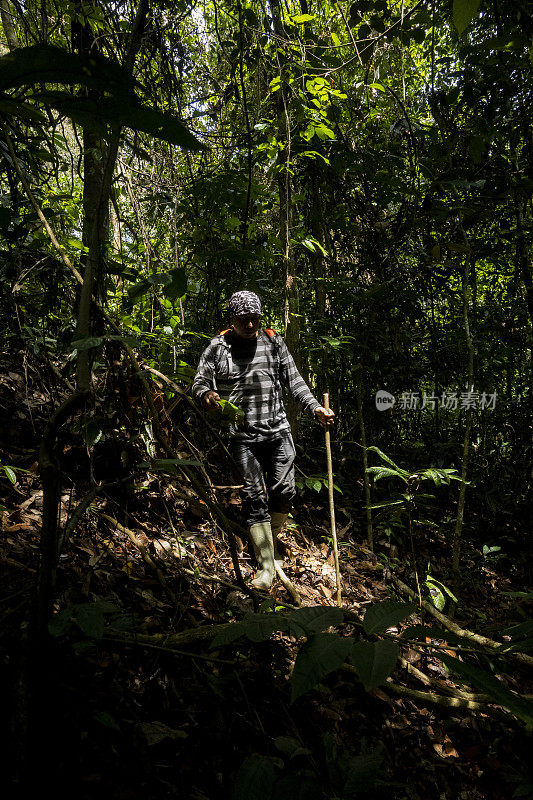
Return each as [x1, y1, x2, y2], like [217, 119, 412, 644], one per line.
[1, 349, 532, 800]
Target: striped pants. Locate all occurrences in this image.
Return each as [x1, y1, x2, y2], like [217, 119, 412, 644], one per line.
[230, 431, 296, 528]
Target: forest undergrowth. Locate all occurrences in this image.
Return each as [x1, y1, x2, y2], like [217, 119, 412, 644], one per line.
[1, 340, 532, 800]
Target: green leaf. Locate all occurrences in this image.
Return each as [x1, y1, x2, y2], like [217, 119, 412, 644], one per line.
[210, 621, 252, 648]
[162, 267, 187, 299]
[274, 736, 312, 759]
[171, 362, 196, 382]
[69, 336, 104, 352]
[366, 466, 408, 483]
[366, 499, 404, 510]
[94, 711, 121, 732]
[67, 237, 87, 251]
[0, 95, 47, 123]
[83, 421, 103, 449]
[0, 44, 135, 95]
[127, 278, 152, 302]
[292, 13, 315, 23]
[234, 755, 276, 800]
[291, 633, 353, 702]
[35, 92, 206, 151]
[218, 398, 245, 422]
[211, 612, 292, 648]
[365, 446, 408, 475]
[74, 603, 105, 639]
[139, 720, 187, 745]
[48, 608, 73, 637]
[0, 207, 11, 228]
[367, 82, 386, 92]
[287, 605, 344, 637]
[363, 601, 416, 635]
[440, 654, 533, 726]
[3, 466, 17, 484]
[504, 621, 533, 641]
[426, 580, 446, 611]
[343, 748, 384, 795]
[244, 612, 292, 643]
[147, 272, 173, 286]
[419, 468, 442, 486]
[350, 640, 399, 690]
[426, 576, 458, 603]
[69, 334, 135, 352]
[453, 0, 483, 35]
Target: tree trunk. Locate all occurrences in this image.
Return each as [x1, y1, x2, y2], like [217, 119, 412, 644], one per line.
[0, 0, 19, 50]
[452, 255, 475, 597]
[270, 0, 300, 435]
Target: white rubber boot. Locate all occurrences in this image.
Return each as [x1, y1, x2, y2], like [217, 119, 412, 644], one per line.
[270, 512, 288, 567]
[248, 521, 275, 590]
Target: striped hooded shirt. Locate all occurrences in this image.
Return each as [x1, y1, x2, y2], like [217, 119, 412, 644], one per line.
[192, 329, 320, 441]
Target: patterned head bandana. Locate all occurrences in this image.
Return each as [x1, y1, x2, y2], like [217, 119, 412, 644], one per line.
[227, 290, 261, 317]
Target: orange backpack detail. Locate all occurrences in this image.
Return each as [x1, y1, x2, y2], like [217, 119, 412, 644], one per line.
[218, 328, 277, 337]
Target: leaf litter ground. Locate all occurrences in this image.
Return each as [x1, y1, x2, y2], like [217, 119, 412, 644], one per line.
[1, 354, 532, 799]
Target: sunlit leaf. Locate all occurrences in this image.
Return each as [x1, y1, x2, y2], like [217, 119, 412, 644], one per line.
[453, 0, 483, 35]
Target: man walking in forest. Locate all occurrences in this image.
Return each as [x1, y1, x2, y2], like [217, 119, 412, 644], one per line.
[192, 290, 335, 590]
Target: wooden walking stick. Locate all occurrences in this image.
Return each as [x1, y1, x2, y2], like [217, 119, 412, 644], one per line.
[323, 392, 342, 606]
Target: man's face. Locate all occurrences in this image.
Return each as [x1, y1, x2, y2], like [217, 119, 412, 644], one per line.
[231, 314, 261, 339]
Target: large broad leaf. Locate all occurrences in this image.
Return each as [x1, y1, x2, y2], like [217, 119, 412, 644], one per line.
[343, 749, 385, 796]
[69, 334, 136, 352]
[0, 95, 47, 123]
[291, 632, 352, 702]
[0, 44, 134, 94]
[74, 603, 105, 639]
[365, 446, 408, 476]
[211, 606, 343, 650]
[210, 612, 292, 648]
[350, 640, 399, 691]
[453, 0, 483, 35]
[34, 92, 205, 151]
[366, 466, 408, 483]
[163, 267, 187, 299]
[287, 605, 344, 637]
[139, 720, 187, 745]
[234, 755, 276, 800]
[244, 612, 292, 643]
[363, 601, 416, 635]
[440, 655, 533, 726]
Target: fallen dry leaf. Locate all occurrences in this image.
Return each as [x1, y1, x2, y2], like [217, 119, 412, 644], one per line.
[433, 734, 459, 759]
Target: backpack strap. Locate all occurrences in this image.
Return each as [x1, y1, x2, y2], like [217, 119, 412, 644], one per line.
[263, 328, 282, 373]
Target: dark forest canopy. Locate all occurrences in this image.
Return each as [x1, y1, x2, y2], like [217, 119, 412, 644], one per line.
[1, 0, 533, 797]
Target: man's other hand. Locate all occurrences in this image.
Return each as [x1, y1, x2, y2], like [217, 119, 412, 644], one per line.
[202, 390, 221, 410]
[315, 406, 335, 427]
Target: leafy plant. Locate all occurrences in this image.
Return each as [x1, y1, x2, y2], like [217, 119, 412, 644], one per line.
[366, 446, 465, 602]
[295, 472, 342, 494]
